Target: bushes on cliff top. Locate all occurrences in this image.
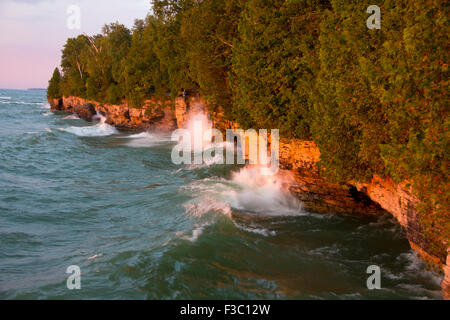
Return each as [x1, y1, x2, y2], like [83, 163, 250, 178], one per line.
[121, 17, 169, 108]
[47, 68, 62, 99]
[231, 0, 329, 138]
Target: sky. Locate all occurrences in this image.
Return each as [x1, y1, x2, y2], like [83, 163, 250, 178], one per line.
[0, 0, 151, 89]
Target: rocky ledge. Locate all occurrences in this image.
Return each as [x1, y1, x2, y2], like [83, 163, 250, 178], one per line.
[49, 96, 177, 131]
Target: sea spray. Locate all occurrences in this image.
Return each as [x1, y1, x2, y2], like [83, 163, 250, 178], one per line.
[63, 114, 81, 120]
[180, 166, 304, 242]
[121, 131, 171, 148]
[182, 166, 304, 218]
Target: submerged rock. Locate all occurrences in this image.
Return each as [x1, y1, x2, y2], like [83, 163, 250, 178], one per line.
[73, 103, 96, 121]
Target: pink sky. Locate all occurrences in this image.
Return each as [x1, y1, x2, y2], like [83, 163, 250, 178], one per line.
[0, 0, 150, 89]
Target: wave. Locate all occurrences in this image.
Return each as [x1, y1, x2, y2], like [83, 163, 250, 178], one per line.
[0, 96, 11, 100]
[398, 251, 443, 286]
[59, 114, 117, 137]
[4, 101, 44, 105]
[182, 166, 304, 218]
[185, 141, 237, 169]
[183, 223, 212, 242]
[233, 222, 276, 237]
[63, 114, 81, 120]
[121, 131, 170, 148]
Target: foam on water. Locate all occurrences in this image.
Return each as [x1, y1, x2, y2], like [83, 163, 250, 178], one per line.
[63, 114, 80, 120]
[183, 223, 212, 242]
[233, 222, 276, 237]
[59, 114, 117, 137]
[5, 101, 44, 105]
[122, 131, 170, 148]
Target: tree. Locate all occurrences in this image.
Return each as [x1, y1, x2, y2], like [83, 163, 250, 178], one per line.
[181, 0, 242, 115]
[47, 67, 62, 99]
[152, 0, 196, 96]
[60, 35, 90, 98]
[121, 17, 169, 108]
[231, 0, 329, 136]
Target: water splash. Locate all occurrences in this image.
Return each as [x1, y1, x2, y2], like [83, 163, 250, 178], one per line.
[63, 114, 80, 120]
[59, 113, 117, 137]
[182, 166, 304, 217]
[122, 131, 170, 148]
[182, 110, 213, 154]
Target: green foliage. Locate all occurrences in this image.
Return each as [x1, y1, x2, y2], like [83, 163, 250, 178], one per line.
[47, 68, 62, 99]
[311, 0, 388, 182]
[60, 35, 90, 98]
[310, 0, 449, 255]
[181, 0, 242, 115]
[232, 0, 329, 137]
[152, 0, 197, 96]
[121, 17, 169, 108]
[106, 83, 122, 105]
[59, 23, 131, 102]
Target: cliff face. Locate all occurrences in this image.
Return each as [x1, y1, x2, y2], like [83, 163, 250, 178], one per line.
[49, 95, 448, 299]
[49, 96, 177, 131]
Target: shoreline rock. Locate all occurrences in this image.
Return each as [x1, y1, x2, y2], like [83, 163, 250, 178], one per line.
[73, 103, 96, 121]
[50, 96, 177, 131]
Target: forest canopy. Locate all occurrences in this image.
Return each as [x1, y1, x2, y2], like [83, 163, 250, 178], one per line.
[48, 0, 449, 256]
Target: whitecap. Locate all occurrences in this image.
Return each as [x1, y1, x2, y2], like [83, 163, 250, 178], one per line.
[60, 125, 117, 137]
[63, 114, 81, 120]
[182, 167, 306, 217]
[398, 251, 443, 286]
[184, 196, 232, 218]
[11, 101, 44, 106]
[183, 223, 211, 242]
[234, 222, 276, 237]
[88, 254, 103, 261]
[59, 114, 117, 137]
[121, 131, 170, 148]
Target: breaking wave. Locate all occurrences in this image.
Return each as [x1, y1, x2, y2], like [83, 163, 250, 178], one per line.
[59, 114, 117, 137]
[182, 166, 304, 218]
[63, 114, 81, 120]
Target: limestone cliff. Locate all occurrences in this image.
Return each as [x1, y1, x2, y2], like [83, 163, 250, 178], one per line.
[49, 96, 177, 131]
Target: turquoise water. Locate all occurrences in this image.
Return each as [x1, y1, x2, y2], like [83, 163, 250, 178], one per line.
[0, 89, 443, 300]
